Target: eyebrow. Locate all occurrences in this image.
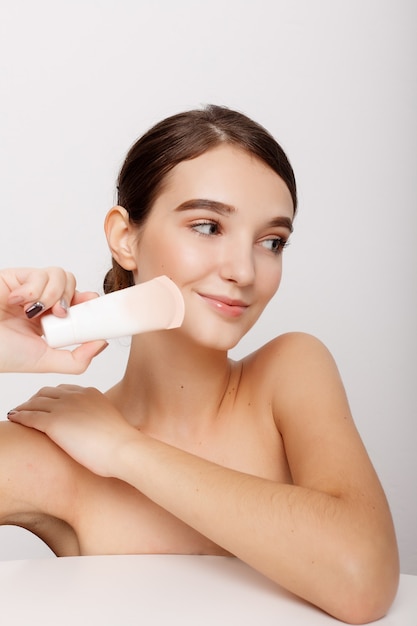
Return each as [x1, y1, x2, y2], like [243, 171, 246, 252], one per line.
[174, 199, 294, 233]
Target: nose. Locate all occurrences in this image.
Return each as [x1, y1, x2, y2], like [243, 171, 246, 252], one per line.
[218, 236, 256, 286]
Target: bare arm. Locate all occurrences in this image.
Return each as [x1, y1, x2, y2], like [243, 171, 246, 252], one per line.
[112, 333, 399, 623]
[0, 420, 81, 557]
[8, 334, 399, 623]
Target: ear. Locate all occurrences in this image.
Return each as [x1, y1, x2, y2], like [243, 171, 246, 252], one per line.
[104, 206, 138, 271]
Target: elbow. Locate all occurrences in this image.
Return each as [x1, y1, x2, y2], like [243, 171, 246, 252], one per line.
[329, 546, 400, 624]
[335, 582, 399, 625]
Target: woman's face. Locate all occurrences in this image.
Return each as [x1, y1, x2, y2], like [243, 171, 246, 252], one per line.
[131, 144, 294, 351]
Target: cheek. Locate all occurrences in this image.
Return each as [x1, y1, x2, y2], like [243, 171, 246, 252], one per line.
[137, 231, 211, 280]
[258, 256, 283, 294]
[174, 244, 206, 267]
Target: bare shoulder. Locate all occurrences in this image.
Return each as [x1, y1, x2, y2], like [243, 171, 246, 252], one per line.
[0, 420, 80, 526]
[244, 331, 352, 433]
[242, 331, 339, 389]
[243, 333, 382, 495]
[258, 331, 348, 417]
[244, 331, 333, 361]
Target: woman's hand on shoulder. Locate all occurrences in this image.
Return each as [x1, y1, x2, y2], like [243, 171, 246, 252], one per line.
[7, 384, 136, 478]
[0, 267, 107, 374]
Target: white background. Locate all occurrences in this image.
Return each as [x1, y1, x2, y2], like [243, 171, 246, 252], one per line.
[0, 0, 416, 573]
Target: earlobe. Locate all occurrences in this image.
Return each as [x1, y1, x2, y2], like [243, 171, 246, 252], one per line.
[104, 206, 138, 271]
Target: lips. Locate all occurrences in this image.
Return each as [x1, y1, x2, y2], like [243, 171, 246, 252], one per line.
[198, 293, 249, 318]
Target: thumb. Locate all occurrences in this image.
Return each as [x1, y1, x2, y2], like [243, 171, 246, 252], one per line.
[37, 341, 109, 374]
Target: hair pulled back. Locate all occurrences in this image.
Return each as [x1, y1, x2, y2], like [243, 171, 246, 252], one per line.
[104, 104, 297, 293]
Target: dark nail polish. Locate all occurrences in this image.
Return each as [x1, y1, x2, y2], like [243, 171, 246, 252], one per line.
[25, 302, 45, 319]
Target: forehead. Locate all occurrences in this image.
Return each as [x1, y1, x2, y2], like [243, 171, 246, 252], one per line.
[157, 144, 294, 218]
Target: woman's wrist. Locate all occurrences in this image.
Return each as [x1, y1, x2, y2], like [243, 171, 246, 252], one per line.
[111, 428, 147, 483]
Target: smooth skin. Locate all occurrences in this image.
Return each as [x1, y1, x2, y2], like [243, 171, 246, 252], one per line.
[1, 146, 399, 624]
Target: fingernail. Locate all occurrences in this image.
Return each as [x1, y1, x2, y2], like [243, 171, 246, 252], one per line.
[25, 302, 45, 319]
[96, 342, 109, 356]
[7, 410, 17, 418]
[59, 298, 69, 313]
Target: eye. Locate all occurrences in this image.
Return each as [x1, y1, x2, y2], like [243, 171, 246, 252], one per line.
[260, 236, 288, 255]
[191, 220, 220, 236]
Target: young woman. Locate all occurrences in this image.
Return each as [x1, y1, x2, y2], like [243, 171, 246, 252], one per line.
[0, 105, 399, 623]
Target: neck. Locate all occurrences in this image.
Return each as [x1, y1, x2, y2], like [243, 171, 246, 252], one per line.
[107, 330, 234, 434]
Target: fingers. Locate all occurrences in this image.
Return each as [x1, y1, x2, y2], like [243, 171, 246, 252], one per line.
[12, 391, 55, 412]
[3, 267, 102, 320]
[7, 267, 77, 317]
[7, 398, 53, 434]
[0, 267, 108, 374]
[71, 290, 101, 306]
[7, 406, 52, 435]
[11, 384, 85, 411]
[7, 388, 56, 433]
[7, 384, 88, 430]
[35, 340, 108, 374]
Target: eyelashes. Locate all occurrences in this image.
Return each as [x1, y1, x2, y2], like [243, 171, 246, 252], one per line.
[191, 220, 220, 236]
[190, 220, 289, 255]
[260, 237, 289, 255]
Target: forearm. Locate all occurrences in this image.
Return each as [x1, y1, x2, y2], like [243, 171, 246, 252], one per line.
[7, 378, 398, 622]
[113, 432, 398, 623]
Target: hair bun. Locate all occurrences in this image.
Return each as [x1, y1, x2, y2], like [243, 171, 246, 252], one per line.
[103, 261, 134, 294]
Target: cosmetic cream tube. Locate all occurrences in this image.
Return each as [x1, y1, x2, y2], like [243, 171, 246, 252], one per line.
[41, 275, 184, 348]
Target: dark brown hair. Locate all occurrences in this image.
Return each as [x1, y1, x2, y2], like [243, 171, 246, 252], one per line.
[104, 104, 297, 293]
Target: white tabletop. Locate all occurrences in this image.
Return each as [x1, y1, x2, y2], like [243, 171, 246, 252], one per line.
[0, 555, 415, 625]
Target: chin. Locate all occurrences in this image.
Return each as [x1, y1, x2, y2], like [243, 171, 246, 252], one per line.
[180, 308, 258, 351]
[188, 327, 248, 352]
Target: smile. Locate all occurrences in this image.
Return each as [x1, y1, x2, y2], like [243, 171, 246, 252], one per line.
[198, 293, 249, 318]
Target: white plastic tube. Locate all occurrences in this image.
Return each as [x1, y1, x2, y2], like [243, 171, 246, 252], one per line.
[41, 275, 184, 348]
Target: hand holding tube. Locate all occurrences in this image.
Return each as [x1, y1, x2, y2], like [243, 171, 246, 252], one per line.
[0, 267, 108, 374]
